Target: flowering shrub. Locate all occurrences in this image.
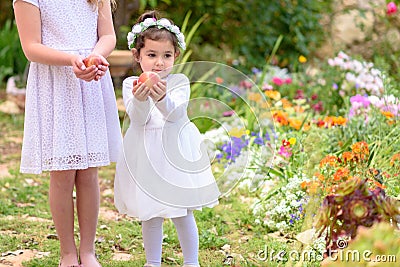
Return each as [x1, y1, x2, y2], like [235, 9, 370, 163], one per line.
[198, 49, 400, 258]
[327, 51, 384, 97]
[252, 175, 309, 232]
[349, 94, 400, 123]
[300, 141, 396, 196]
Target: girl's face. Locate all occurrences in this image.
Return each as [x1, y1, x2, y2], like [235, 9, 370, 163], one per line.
[137, 39, 178, 78]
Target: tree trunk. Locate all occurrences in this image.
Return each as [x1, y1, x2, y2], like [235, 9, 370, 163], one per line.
[1, 1, 14, 26]
[113, 0, 140, 49]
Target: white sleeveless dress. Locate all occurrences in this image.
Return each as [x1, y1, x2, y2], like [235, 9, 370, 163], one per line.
[114, 74, 220, 221]
[13, 0, 122, 174]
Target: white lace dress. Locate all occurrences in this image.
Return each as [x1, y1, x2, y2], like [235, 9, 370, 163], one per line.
[13, 0, 122, 174]
[114, 74, 220, 221]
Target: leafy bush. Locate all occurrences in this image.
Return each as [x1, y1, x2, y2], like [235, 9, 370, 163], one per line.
[0, 19, 28, 86]
[159, 0, 333, 72]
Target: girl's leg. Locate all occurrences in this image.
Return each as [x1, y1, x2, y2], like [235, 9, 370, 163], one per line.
[75, 167, 101, 267]
[171, 211, 199, 266]
[142, 217, 164, 267]
[49, 170, 79, 266]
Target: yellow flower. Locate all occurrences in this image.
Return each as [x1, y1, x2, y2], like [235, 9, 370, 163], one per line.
[264, 90, 281, 101]
[229, 127, 247, 138]
[299, 55, 307, 63]
[248, 92, 263, 103]
[288, 137, 296, 145]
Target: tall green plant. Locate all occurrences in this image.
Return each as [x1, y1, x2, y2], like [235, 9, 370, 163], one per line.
[0, 19, 28, 87]
[176, 11, 208, 65]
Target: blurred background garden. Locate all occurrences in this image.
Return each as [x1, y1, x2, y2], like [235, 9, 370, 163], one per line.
[1, 0, 400, 266]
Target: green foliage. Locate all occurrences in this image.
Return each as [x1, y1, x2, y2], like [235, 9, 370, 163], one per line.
[138, 0, 171, 13]
[160, 0, 333, 72]
[0, 19, 28, 86]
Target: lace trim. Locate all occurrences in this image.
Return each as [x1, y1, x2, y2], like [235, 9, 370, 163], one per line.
[33, 152, 110, 173]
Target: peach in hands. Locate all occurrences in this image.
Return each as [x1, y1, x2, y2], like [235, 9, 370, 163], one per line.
[138, 71, 161, 88]
[83, 55, 102, 67]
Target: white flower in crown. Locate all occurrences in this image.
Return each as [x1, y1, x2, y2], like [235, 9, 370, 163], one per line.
[177, 33, 186, 50]
[170, 25, 180, 34]
[127, 18, 186, 50]
[132, 24, 142, 34]
[142, 18, 155, 27]
[157, 18, 172, 28]
[127, 32, 134, 43]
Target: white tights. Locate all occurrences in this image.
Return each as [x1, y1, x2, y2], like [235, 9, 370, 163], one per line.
[142, 211, 199, 266]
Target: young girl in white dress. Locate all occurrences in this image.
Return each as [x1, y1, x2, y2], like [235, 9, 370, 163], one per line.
[114, 11, 220, 267]
[13, 0, 121, 266]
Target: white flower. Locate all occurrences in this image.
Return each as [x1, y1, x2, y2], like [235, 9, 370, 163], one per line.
[132, 24, 142, 34]
[127, 18, 186, 50]
[158, 18, 172, 28]
[170, 25, 180, 34]
[180, 42, 186, 50]
[127, 32, 134, 42]
[143, 18, 155, 27]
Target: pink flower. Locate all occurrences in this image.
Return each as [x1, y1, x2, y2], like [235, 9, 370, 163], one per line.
[272, 77, 284, 86]
[278, 145, 292, 158]
[387, 2, 397, 15]
[312, 101, 324, 113]
[285, 78, 292, 84]
[239, 80, 253, 89]
[223, 110, 235, 117]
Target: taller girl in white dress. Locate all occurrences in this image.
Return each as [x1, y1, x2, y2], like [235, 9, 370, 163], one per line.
[13, 0, 121, 266]
[114, 11, 220, 267]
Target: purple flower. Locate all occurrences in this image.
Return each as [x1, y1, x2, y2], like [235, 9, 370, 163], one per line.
[217, 136, 248, 162]
[252, 67, 261, 74]
[350, 94, 370, 108]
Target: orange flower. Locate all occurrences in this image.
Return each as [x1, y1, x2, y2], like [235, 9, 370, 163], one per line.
[351, 141, 369, 155]
[288, 118, 303, 130]
[301, 181, 320, 194]
[272, 110, 289, 126]
[381, 110, 394, 118]
[390, 153, 400, 166]
[300, 181, 308, 189]
[315, 172, 325, 182]
[334, 116, 348, 126]
[342, 151, 354, 163]
[333, 167, 350, 181]
[319, 155, 338, 168]
[215, 77, 224, 84]
[372, 180, 386, 189]
[323, 116, 347, 127]
[281, 98, 292, 108]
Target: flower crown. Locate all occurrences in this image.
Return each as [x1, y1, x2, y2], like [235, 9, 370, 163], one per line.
[127, 18, 186, 50]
